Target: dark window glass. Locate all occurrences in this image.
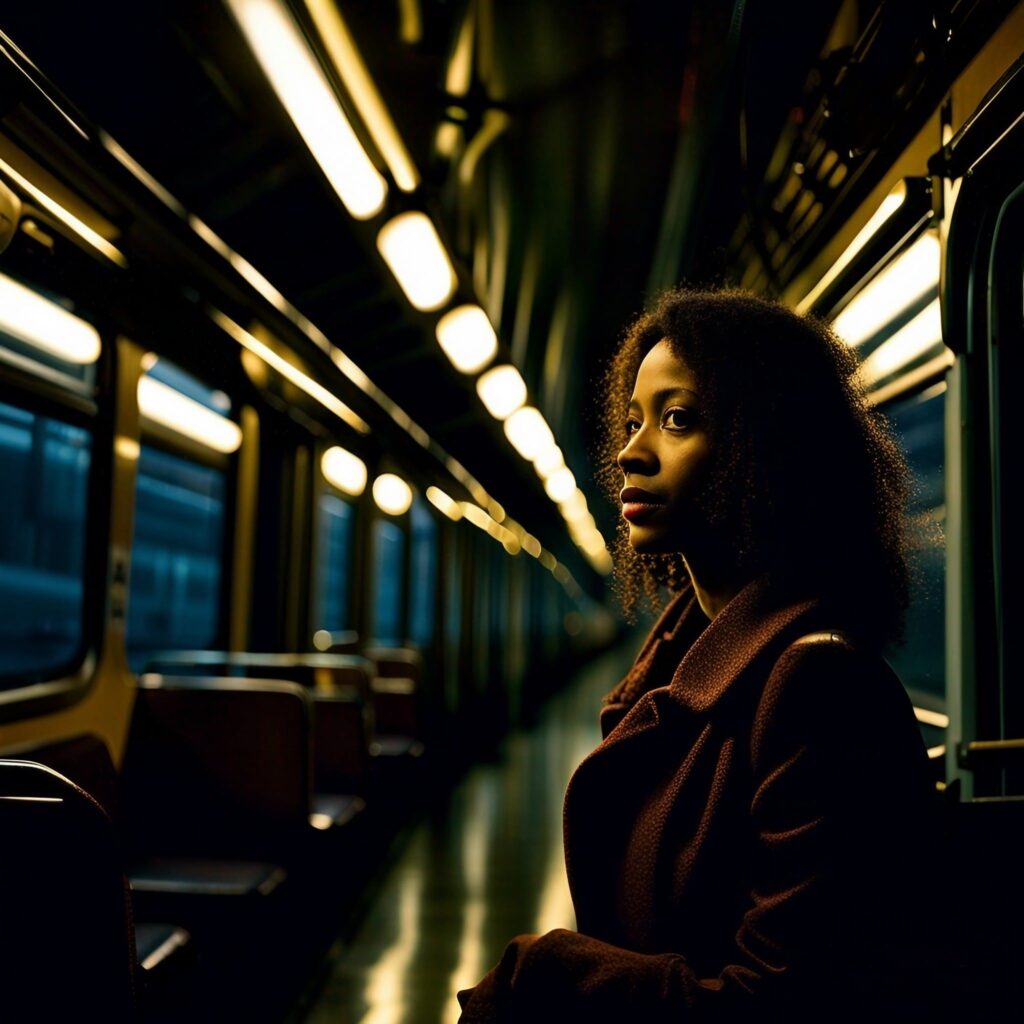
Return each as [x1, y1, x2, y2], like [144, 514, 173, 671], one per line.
[883, 385, 946, 733]
[409, 496, 437, 648]
[0, 399, 91, 685]
[444, 532, 462, 711]
[126, 446, 226, 671]
[371, 518, 404, 645]
[314, 493, 354, 633]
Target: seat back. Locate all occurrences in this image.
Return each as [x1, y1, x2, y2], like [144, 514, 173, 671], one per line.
[123, 674, 313, 860]
[0, 731, 120, 819]
[0, 759, 137, 1019]
[938, 793, 1024, 1013]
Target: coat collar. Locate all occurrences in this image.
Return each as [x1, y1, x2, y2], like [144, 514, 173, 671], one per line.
[600, 575, 821, 739]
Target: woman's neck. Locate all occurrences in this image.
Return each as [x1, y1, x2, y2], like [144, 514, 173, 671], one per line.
[683, 557, 751, 620]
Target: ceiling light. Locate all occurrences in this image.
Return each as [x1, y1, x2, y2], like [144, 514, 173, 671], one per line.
[0, 272, 101, 364]
[559, 488, 589, 522]
[857, 299, 943, 387]
[476, 364, 526, 419]
[426, 485, 462, 520]
[503, 406, 554, 460]
[534, 444, 565, 478]
[435, 304, 497, 372]
[304, 0, 419, 192]
[832, 232, 940, 347]
[377, 212, 456, 311]
[522, 534, 542, 558]
[373, 473, 413, 515]
[138, 376, 243, 454]
[226, 0, 387, 219]
[544, 466, 576, 503]
[321, 445, 367, 496]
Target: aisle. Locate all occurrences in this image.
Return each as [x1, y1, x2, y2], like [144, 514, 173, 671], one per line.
[298, 638, 639, 1024]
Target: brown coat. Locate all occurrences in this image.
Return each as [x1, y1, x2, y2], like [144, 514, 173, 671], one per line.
[458, 576, 943, 1022]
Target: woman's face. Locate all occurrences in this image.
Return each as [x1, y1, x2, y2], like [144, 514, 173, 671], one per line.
[616, 338, 713, 554]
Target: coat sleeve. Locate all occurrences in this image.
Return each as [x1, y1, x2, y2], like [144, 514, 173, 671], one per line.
[457, 642, 941, 1023]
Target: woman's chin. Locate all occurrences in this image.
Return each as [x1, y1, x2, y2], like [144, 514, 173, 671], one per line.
[627, 525, 677, 554]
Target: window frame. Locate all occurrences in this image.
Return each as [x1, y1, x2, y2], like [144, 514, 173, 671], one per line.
[0, 334, 113, 721]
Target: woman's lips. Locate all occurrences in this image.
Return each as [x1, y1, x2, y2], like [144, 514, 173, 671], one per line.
[622, 501, 665, 523]
[620, 487, 666, 523]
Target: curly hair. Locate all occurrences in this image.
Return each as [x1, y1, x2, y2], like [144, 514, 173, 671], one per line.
[595, 286, 913, 649]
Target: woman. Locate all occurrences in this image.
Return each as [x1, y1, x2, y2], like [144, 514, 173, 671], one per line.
[457, 287, 945, 1022]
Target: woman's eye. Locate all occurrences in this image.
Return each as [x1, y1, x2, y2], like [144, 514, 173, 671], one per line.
[624, 418, 640, 437]
[662, 407, 694, 430]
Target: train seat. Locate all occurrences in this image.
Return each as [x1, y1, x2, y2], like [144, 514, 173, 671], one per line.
[0, 735, 198, 999]
[0, 758, 142, 1020]
[936, 787, 1024, 1015]
[143, 649, 424, 792]
[362, 645, 428, 764]
[126, 674, 363, 853]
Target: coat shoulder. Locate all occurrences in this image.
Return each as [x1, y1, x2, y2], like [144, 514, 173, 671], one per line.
[750, 629, 913, 760]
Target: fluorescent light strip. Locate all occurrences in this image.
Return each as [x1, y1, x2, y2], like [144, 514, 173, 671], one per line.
[0, 272, 101, 364]
[865, 352, 954, 408]
[914, 706, 950, 730]
[227, 0, 387, 219]
[0, 156, 127, 267]
[796, 184, 907, 315]
[857, 299, 943, 387]
[138, 375, 243, 454]
[304, 0, 420, 191]
[832, 233, 940, 347]
[212, 309, 369, 433]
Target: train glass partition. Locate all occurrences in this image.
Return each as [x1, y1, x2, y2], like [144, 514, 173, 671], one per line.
[0, 271, 101, 699]
[313, 491, 356, 640]
[125, 358, 237, 673]
[370, 516, 406, 647]
[828, 227, 949, 761]
[408, 493, 438, 651]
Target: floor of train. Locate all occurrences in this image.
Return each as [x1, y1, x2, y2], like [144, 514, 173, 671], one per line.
[289, 637, 639, 1024]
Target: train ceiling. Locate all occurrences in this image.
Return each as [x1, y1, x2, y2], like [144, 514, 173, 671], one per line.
[1, 0, 1007, 586]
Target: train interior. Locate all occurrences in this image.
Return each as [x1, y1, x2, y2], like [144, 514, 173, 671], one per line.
[0, 0, 1022, 1019]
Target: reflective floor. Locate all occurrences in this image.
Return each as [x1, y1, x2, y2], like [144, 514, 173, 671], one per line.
[296, 638, 639, 1024]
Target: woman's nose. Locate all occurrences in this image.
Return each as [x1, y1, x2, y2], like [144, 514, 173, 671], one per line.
[617, 430, 656, 474]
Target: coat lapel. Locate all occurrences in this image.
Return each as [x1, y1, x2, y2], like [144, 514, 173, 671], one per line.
[563, 575, 826, 941]
[667, 575, 819, 714]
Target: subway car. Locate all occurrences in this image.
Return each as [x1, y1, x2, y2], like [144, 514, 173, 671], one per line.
[0, 1, 1021, 1020]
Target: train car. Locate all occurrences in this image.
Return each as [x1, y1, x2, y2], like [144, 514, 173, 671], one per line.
[0, 1, 1020, 1020]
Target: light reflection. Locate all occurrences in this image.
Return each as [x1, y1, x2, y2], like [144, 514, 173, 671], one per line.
[443, 774, 492, 1022]
[361, 840, 426, 1024]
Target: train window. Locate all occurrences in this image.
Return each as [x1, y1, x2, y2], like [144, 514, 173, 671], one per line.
[408, 494, 437, 648]
[883, 384, 946, 713]
[125, 446, 227, 670]
[0, 398, 91, 685]
[370, 517, 405, 645]
[313, 493, 355, 635]
[444, 530, 463, 713]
